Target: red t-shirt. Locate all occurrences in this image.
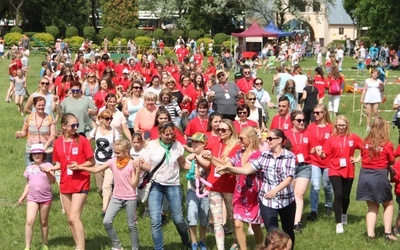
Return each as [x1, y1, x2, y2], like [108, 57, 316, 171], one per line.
[205, 132, 220, 150]
[391, 161, 400, 196]
[185, 117, 208, 136]
[194, 54, 204, 66]
[149, 126, 186, 145]
[206, 66, 216, 76]
[236, 77, 254, 94]
[53, 135, 94, 194]
[115, 63, 129, 78]
[118, 77, 132, 92]
[208, 142, 241, 193]
[322, 133, 363, 178]
[361, 141, 394, 169]
[176, 47, 189, 62]
[233, 120, 258, 134]
[93, 90, 110, 110]
[306, 123, 333, 168]
[269, 114, 292, 131]
[285, 130, 312, 164]
[97, 61, 116, 78]
[314, 75, 326, 99]
[180, 85, 197, 112]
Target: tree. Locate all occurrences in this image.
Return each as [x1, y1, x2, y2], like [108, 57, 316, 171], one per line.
[100, 0, 138, 33]
[9, 0, 25, 26]
[343, 0, 400, 45]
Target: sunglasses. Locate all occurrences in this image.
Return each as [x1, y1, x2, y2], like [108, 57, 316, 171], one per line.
[167, 81, 175, 84]
[238, 111, 247, 115]
[65, 75, 72, 77]
[243, 71, 251, 74]
[133, 86, 142, 90]
[88, 75, 95, 78]
[217, 74, 225, 78]
[103, 117, 113, 121]
[238, 136, 247, 141]
[294, 119, 305, 123]
[40, 82, 50, 86]
[247, 98, 256, 101]
[217, 128, 228, 133]
[313, 111, 323, 115]
[336, 124, 347, 127]
[67, 123, 79, 129]
[254, 82, 262, 86]
[71, 89, 81, 94]
[266, 137, 279, 142]
[287, 87, 294, 90]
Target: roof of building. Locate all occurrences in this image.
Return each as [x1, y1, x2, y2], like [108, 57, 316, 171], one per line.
[327, 0, 354, 25]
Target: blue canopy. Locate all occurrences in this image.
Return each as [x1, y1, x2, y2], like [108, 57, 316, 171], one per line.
[264, 22, 294, 37]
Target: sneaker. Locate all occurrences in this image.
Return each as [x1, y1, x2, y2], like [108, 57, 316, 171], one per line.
[198, 241, 207, 250]
[307, 211, 317, 221]
[325, 207, 333, 216]
[247, 226, 254, 235]
[191, 242, 198, 250]
[223, 224, 233, 235]
[341, 213, 348, 225]
[142, 209, 150, 218]
[293, 223, 302, 233]
[385, 233, 398, 241]
[336, 223, 344, 234]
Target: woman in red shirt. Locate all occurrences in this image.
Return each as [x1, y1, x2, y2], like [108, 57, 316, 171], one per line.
[233, 104, 258, 133]
[184, 99, 209, 139]
[205, 113, 223, 150]
[306, 104, 333, 221]
[284, 110, 312, 232]
[356, 117, 397, 240]
[48, 113, 94, 250]
[316, 115, 362, 234]
[314, 67, 326, 104]
[197, 119, 241, 250]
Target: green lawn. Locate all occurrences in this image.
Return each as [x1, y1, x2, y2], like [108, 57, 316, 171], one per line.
[1, 53, 400, 249]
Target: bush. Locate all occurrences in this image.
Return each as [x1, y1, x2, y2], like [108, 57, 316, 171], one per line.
[65, 26, 78, 38]
[204, 34, 212, 38]
[99, 27, 117, 41]
[46, 26, 60, 39]
[171, 29, 184, 40]
[188, 30, 201, 40]
[153, 29, 165, 40]
[134, 36, 152, 50]
[222, 40, 233, 51]
[4, 32, 23, 46]
[64, 36, 84, 48]
[83, 26, 96, 41]
[120, 28, 134, 40]
[163, 47, 175, 56]
[24, 32, 37, 38]
[10, 26, 23, 34]
[213, 33, 228, 45]
[163, 35, 174, 47]
[32, 33, 54, 46]
[197, 37, 212, 47]
[359, 36, 371, 49]
[206, 51, 213, 57]
[112, 38, 127, 47]
[135, 29, 146, 38]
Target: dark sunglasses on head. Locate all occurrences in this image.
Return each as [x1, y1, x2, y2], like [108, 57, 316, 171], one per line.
[103, 117, 113, 121]
[40, 82, 50, 85]
[67, 123, 79, 129]
[266, 136, 279, 142]
[294, 119, 305, 123]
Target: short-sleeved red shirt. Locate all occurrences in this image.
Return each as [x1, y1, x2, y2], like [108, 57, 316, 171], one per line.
[53, 135, 94, 193]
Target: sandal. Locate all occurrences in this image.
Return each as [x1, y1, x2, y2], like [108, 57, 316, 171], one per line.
[229, 243, 239, 250]
[385, 232, 398, 241]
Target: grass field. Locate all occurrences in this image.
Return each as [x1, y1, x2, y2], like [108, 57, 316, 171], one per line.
[1, 53, 400, 250]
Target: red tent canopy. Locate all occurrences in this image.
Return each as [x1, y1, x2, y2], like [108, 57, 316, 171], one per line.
[232, 23, 278, 37]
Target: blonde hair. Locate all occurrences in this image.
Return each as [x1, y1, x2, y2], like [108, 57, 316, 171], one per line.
[114, 138, 132, 152]
[364, 116, 390, 159]
[256, 229, 292, 250]
[220, 119, 238, 159]
[240, 126, 259, 151]
[332, 115, 350, 136]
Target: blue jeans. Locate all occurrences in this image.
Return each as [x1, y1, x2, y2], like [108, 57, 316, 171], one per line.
[310, 165, 333, 212]
[103, 197, 139, 250]
[148, 182, 189, 250]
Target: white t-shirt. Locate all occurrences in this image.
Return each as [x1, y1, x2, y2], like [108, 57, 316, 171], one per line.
[337, 49, 344, 58]
[89, 127, 121, 165]
[359, 47, 366, 58]
[293, 74, 308, 94]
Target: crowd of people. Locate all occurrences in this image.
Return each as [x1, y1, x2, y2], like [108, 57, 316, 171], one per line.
[9, 37, 400, 250]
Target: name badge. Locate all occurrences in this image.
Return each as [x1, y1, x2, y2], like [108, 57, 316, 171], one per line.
[348, 141, 353, 147]
[297, 153, 305, 163]
[72, 147, 78, 155]
[340, 158, 346, 167]
[224, 93, 230, 99]
[303, 138, 308, 143]
[325, 133, 330, 139]
[67, 168, 73, 175]
[284, 124, 289, 130]
[214, 168, 221, 178]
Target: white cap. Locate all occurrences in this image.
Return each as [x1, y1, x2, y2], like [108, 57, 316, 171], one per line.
[31, 144, 45, 154]
[122, 68, 129, 74]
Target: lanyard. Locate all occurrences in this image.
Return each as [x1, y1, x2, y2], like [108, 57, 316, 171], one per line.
[338, 136, 347, 155]
[279, 115, 289, 130]
[219, 83, 229, 93]
[34, 113, 45, 144]
[244, 78, 252, 90]
[292, 131, 303, 151]
[198, 117, 207, 132]
[316, 125, 325, 144]
[63, 138, 73, 163]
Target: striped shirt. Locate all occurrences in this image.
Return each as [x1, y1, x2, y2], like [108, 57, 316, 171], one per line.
[251, 149, 295, 209]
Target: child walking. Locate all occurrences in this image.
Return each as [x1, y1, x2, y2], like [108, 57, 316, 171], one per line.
[186, 132, 210, 250]
[14, 68, 27, 115]
[18, 144, 55, 250]
[70, 138, 140, 250]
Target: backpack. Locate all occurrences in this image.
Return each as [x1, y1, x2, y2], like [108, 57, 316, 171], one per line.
[328, 77, 341, 95]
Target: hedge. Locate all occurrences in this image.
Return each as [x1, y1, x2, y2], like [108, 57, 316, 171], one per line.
[64, 36, 85, 48]
[171, 29, 184, 40]
[120, 28, 134, 40]
[66, 26, 78, 38]
[100, 27, 117, 41]
[46, 26, 60, 39]
[4, 32, 24, 45]
[134, 36, 151, 49]
[197, 37, 213, 47]
[83, 26, 96, 41]
[213, 33, 228, 45]
[188, 30, 201, 40]
[10, 26, 23, 34]
[32, 33, 54, 46]
[153, 29, 165, 40]
[135, 29, 146, 38]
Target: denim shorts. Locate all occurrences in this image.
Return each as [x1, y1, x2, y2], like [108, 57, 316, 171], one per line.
[186, 189, 209, 227]
[295, 164, 312, 179]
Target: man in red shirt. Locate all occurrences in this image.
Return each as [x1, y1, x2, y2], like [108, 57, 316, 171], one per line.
[118, 68, 132, 92]
[158, 39, 165, 56]
[175, 42, 189, 63]
[97, 54, 115, 78]
[270, 96, 292, 131]
[236, 65, 254, 93]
